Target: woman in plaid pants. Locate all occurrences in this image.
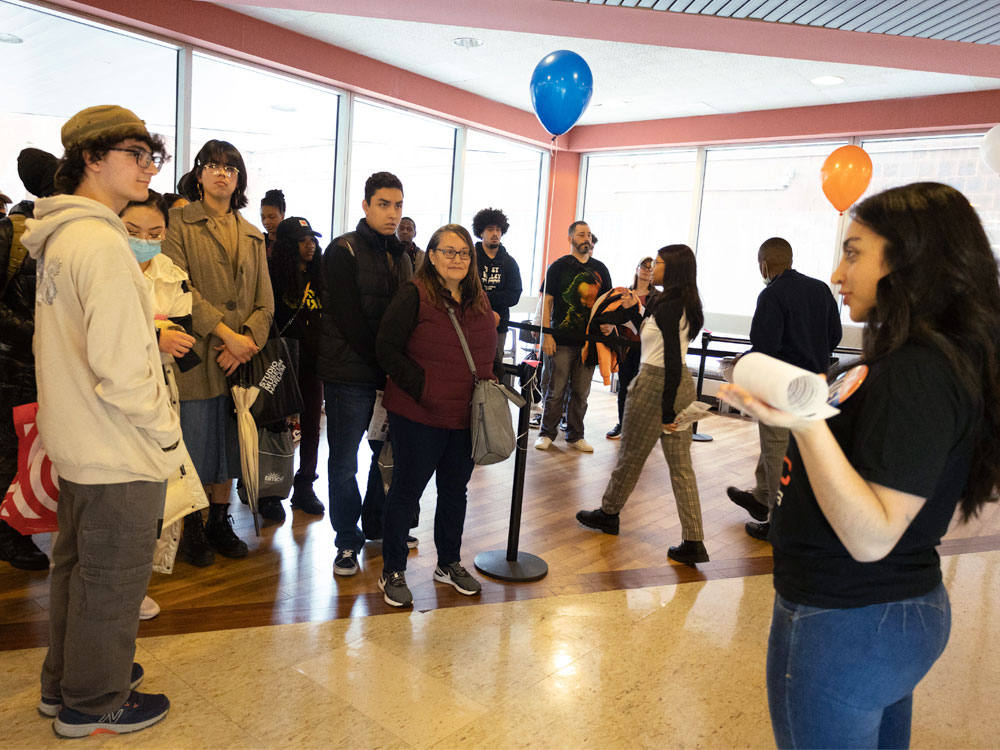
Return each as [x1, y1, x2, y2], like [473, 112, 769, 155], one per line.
[576, 244, 709, 566]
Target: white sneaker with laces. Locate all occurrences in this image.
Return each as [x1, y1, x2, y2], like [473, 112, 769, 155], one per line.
[139, 596, 160, 620]
[570, 438, 594, 453]
[534, 436, 552, 450]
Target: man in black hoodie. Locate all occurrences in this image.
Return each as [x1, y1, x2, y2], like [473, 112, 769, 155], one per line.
[317, 172, 413, 576]
[473, 207, 522, 362]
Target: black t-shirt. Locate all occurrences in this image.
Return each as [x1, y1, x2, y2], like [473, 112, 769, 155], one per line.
[772, 342, 979, 609]
[544, 254, 612, 346]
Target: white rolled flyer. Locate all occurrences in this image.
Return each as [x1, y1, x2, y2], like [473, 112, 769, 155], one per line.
[732, 352, 839, 420]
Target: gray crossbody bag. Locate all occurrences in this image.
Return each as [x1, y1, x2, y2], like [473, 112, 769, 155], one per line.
[446, 307, 526, 465]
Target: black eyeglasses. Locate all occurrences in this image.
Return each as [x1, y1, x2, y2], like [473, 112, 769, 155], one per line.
[110, 148, 164, 170]
[435, 248, 471, 260]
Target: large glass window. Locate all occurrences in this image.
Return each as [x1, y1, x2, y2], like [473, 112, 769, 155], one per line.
[460, 130, 544, 288]
[0, 1, 177, 199]
[696, 142, 846, 317]
[581, 150, 698, 289]
[860, 134, 1000, 255]
[189, 53, 339, 239]
[348, 99, 455, 243]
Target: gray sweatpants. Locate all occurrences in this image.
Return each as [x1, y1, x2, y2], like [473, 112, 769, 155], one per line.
[41, 478, 165, 714]
[752, 422, 791, 518]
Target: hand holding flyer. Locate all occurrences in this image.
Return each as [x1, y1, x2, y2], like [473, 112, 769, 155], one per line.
[668, 401, 714, 432]
[732, 353, 838, 421]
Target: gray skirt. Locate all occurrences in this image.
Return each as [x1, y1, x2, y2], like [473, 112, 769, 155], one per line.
[179, 394, 241, 484]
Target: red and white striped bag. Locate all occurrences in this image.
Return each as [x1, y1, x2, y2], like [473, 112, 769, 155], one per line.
[0, 402, 59, 534]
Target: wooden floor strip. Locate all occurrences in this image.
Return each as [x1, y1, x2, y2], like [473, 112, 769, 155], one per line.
[2, 386, 998, 651]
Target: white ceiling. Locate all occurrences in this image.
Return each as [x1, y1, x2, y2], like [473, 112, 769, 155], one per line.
[219, 4, 1000, 125]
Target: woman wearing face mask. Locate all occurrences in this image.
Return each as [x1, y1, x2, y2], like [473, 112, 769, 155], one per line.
[260, 189, 285, 258]
[120, 190, 205, 619]
[606, 256, 654, 440]
[718, 183, 1000, 749]
[576, 244, 709, 566]
[163, 141, 274, 567]
[266, 216, 326, 519]
[375, 224, 502, 607]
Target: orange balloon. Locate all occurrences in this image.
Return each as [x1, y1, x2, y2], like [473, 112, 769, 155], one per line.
[821, 145, 873, 213]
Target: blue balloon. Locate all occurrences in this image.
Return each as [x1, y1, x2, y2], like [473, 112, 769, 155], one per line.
[529, 50, 594, 137]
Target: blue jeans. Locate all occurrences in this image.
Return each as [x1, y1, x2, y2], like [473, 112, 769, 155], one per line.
[323, 381, 385, 552]
[382, 412, 474, 574]
[767, 583, 950, 749]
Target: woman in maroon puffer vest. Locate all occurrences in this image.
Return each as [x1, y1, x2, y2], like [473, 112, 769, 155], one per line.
[375, 223, 502, 607]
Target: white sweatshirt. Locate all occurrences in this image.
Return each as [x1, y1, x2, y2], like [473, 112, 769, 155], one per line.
[22, 195, 183, 484]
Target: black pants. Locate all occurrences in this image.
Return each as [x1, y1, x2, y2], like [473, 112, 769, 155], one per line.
[616, 344, 641, 426]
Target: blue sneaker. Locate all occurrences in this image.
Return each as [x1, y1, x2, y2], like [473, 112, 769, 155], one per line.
[38, 662, 144, 718]
[53, 690, 169, 738]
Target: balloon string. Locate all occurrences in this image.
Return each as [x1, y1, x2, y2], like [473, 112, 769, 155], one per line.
[539, 135, 559, 352]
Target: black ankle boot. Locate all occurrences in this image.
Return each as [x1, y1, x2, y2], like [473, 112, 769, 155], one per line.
[667, 540, 710, 566]
[205, 504, 248, 559]
[290, 478, 324, 515]
[0, 520, 50, 571]
[575, 508, 620, 535]
[180, 511, 214, 567]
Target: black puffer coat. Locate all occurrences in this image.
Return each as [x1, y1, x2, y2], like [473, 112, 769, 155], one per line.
[0, 202, 37, 490]
[316, 219, 412, 386]
[0, 201, 37, 401]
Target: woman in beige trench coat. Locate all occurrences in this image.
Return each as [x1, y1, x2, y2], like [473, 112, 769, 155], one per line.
[162, 140, 274, 567]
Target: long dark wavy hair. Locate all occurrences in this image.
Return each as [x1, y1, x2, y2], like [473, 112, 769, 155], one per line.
[416, 223, 488, 313]
[649, 244, 704, 341]
[270, 233, 322, 311]
[851, 182, 1000, 518]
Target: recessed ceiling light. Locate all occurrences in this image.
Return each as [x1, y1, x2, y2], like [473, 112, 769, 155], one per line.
[0, 33, 24, 44]
[811, 75, 845, 87]
[453, 37, 484, 49]
[270, 104, 297, 113]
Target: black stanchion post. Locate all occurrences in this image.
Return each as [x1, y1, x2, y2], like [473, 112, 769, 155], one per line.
[693, 331, 713, 442]
[474, 363, 548, 582]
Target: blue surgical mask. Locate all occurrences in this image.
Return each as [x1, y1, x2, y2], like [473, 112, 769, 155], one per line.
[129, 237, 161, 263]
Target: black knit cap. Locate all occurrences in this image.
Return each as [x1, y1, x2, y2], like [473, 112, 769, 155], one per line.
[17, 148, 59, 198]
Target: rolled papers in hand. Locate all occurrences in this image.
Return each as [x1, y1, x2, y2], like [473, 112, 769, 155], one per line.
[732, 353, 838, 420]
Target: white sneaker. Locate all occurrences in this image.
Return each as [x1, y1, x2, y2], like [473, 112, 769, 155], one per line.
[570, 438, 594, 453]
[139, 596, 160, 620]
[534, 436, 552, 450]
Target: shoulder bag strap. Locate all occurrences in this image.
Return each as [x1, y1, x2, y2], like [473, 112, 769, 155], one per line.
[278, 282, 310, 336]
[446, 306, 479, 383]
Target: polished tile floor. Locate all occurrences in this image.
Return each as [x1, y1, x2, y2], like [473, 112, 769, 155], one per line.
[3, 549, 999, 748]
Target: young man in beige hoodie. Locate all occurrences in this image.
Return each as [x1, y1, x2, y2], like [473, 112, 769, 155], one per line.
[22, 105, 182, 738]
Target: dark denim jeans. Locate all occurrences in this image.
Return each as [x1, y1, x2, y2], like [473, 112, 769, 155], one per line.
[382, 412, 474, 574]
[767, 583, 950, 749]
[323, 381, 385, 552]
